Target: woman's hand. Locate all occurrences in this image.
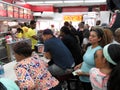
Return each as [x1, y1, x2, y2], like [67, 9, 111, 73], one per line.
[44, 52, 52, 59]
[76, 71, 89, 76]
[74, 63, 82, 70]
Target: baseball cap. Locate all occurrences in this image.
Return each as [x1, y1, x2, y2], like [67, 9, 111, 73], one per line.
[43, 29, 53, 35]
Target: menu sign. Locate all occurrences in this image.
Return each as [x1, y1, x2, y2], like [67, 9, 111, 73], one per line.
[0, 3, 7, 17]
[13, 6, 19, 18]
[7, 5, 13, 17]
[64, 15, 83, 22]
[19, 8, 24, 18]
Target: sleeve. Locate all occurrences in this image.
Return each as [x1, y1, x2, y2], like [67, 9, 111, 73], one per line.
[44, 41, 49, 52]
[89, 68, 96, 74]
[15, 67, 35, 89]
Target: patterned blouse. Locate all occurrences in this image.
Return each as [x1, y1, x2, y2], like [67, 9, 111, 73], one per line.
[14, 53, 59, 90]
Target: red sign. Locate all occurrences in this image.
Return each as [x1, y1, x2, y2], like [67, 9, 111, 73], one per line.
[64, 15, 83, 22]
[19, 8, 24, 18]
[0, 3, 7, 17]
[7, 5, 13, 17]
[13, 6, 19, 18]
[27, 10, 31, 19]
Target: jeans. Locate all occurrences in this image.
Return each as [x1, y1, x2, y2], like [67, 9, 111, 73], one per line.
[48, 64, 66, 76]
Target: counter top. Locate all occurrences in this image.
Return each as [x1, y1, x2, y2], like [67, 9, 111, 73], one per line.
[6, 38, 31, 61]
[3, 61, 17, 81]
[6, 38, 31, 45]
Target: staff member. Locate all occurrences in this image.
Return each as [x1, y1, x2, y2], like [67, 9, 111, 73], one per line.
[27, 20, 38, 50]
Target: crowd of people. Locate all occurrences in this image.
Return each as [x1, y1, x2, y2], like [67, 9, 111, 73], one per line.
[1, 20, 120, 90]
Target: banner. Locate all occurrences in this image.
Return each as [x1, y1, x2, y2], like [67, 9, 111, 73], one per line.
[63, 15, 83, 22]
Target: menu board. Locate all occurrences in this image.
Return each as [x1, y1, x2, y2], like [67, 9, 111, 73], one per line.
[13, 6, 19, 18]
[7, 5, 13, 17]
[0, 3, 7, 17]
[19, 8, 24, 18]
[24, 9, 27, 19]
[0, 2, 32, 20]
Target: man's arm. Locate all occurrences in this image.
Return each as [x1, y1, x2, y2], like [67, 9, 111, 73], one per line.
[32, 35, 38, 40]
[44, 52, 52, 59]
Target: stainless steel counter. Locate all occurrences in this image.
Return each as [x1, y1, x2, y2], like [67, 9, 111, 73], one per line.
[6, 39, 31, 61]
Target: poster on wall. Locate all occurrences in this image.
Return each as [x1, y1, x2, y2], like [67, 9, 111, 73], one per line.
[7, 5, 13, 17]
[63, 15, 83, 22]
[0, 3, 7, 17]
[13, 6, 19, 18]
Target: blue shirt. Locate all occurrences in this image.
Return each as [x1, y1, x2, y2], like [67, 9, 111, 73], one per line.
[44, 37, 75, 69]
[80, 45, 102, 82]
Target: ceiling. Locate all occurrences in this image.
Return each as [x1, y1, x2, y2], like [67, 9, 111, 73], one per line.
[15, 0, 107, 7]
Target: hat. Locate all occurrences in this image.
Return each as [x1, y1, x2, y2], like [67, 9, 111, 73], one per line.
[43, 29, 53, 35]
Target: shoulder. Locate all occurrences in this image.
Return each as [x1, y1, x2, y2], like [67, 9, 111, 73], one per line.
[15, 58, 31, 67]
[28, 28, 32, 31]
[90, 68, 99, 74]
[97, 45, 102, 49]
[94, 46, 102, 51]
[87, 45, 92, 50]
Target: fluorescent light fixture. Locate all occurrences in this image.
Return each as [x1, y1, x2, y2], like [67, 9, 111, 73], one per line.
[26, 1, 44, 4]
[44, 1, 63, 4]
[64, 0, 106, 3]
[15, 2, 26, 4]
[85, 0, 106, 3]
[64, 1, 83, 3]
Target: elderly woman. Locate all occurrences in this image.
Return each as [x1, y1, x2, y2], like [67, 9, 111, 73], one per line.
[13, 41, 60, 90]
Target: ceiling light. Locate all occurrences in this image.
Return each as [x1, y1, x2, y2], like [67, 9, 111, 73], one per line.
[85, 0, 106, 3]
[44, 1, 63, 4]
[26, 1, 44, 4]
[64, 1, 83, 3]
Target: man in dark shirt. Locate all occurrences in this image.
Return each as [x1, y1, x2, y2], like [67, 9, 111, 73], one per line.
[42, 29, 75, 76]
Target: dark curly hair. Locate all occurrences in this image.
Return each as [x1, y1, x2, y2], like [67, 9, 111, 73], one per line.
[13, 41, 32, 57]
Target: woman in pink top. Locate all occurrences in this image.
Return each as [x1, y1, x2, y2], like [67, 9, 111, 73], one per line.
[90, 44, 120, 90]
[13, 41, 60, 90]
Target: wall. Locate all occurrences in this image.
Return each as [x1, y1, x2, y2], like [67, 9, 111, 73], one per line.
[36, 11, 110, 30]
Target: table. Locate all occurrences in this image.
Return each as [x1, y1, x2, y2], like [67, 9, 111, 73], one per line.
[3, 61, 17, 81]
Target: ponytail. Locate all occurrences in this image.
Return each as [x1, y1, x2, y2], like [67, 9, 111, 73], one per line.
[103, 44, 120, 90]
[107, 63, 120, 90]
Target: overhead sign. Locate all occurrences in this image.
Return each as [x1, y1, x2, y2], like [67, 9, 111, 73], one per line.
[63, 15, 83, 22]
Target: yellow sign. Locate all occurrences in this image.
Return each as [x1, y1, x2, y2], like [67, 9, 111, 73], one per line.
[64, 15, 83, 22]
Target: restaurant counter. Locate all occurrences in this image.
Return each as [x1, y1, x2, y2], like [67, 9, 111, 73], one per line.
[3, 61, 17, 81]
[6, 38, 31, 62]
